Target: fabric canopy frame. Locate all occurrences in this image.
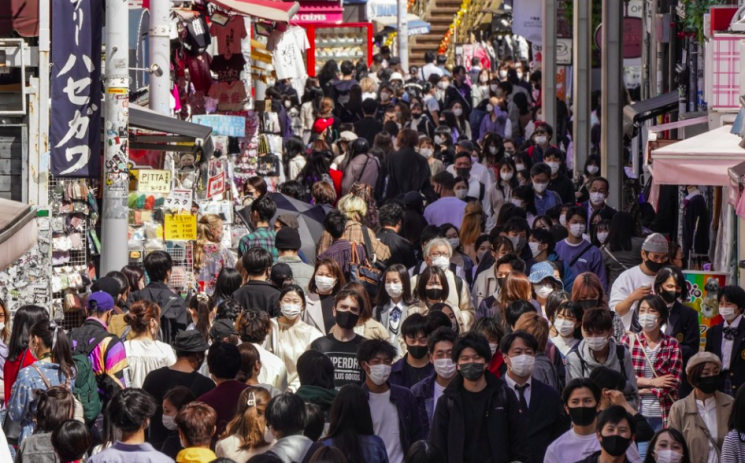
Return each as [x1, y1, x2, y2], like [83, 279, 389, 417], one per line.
[208, 0, 300, 23]
[0, 199, 37, 271]
[373, 14, 431, 36]
[648, 125, 745, 187]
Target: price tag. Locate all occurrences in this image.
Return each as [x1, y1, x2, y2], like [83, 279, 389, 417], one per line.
[164, 214, 197, 241]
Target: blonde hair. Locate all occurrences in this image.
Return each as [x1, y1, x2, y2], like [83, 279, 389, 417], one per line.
[338, 194, 367, 221]
[194, 214, 222, 271]
[514, 312, 550, 351]
[459, 201, 483, 246]
[360, 77, 377, 94]
[319, 97, 334, 117]
[221, 387, 272, 449]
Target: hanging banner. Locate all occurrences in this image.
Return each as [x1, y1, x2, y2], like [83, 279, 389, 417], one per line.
[512, 0, 542, 45]
[50, 0, 104, 177]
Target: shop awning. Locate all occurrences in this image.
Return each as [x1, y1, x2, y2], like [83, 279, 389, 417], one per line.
[290, 2, 344, 25]
[648, 125, 745, 186]
[623, 91, 679, 136]
[373, 14, 431, 35]
[0, 0, 39, 38]
[129, 104, 214, 154]
[208, 0, 300, 23]
[0, 199, 37, 271]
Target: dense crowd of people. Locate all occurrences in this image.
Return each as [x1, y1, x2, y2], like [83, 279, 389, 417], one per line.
[0, 52, 743, 463]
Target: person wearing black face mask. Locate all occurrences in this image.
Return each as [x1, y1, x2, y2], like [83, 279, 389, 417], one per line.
[654, 266, 700, 398]
[310, 289, 368, 389]
[573, 406, 637, 463]
[610, 233, 670, 333]
[429, 331, 530, 463]
[389, 314, 435, 389]
[669, 352, 734, 463]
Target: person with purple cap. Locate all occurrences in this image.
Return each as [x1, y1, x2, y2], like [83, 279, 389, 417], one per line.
[69, 291, 129, 402]
[610, 233, 670, 331]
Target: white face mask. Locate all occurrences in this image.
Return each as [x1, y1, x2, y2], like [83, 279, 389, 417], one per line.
[535, 284, 554, 299]
[367, 364, 392, 385]
[508, 354, 535, 377]
[455, 189, 468, 200]
[590, 192, 606, 205]
[315, 276, 336, 293]
[510, 198, 524, 208]
[638, 313, 659, 331]
[515, 163, 525, 171]
[438, 81, 449, 90]
[434, 135, 444, 145]
[624, 166, 637, 179]
[559, 214, 567, 227]
[433, 358, 457, 378]
[284, 100, 292, 109]
[500, 172, 513, 181]
[264, 425, 275, 444]
[489, 343, 498, 356]
[587, 165, 599, 175]
[489, 146, 498, 155]
[490, 84, 499, 92]
[529, 242, 543, 257]
[535, 136, 548, 146]
[385, 283, 403, 298]
[420, 148, 433, 158]
[431, 255, 450, 271]
[499, 70, 507, 78]
[720, 305, 738, 321]
[280, 303, 302, 319]
[554, 319, 575, 337]
[162, 414, 178, 430]
[585, 336, 609, 351]
[655, 449, 683, 463]
[516, 71, 524, 80]
[597, 232, 609, 244]
[533, 182, 548, 194]
[486, 104, 494, 113]
[480, 75, 489, 83]
[447, 237, 460, 249]
[546, 161, 560, 174]
[381, 92, 391, 101]
[569, 223, 586, 238]
[453, 108, 463, 117]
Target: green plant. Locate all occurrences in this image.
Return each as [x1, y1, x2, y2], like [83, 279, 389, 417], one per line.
[682, 0, 726, 43]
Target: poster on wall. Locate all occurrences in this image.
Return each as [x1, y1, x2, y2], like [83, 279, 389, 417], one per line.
[512, 0, 542, 45]
[50, 0, 103, 177]
[683, 271, 728, 347]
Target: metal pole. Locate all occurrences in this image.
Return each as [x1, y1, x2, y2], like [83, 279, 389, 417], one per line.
[542, 0, 556, 130]
[149, 0, 171, 115]
[572, 0, 591, 177]
[601, 0, 624, 209]
[101, 0, 130, 275]
[30, 0, 51, 207]
[398, 0, 409, 72]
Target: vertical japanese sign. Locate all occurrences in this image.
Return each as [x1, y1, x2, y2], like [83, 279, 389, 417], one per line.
[50, 0, 103, 177]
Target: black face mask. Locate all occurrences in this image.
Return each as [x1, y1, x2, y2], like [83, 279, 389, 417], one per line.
[645, 258, 667, 274]
[408, 345, 429, 360]
[459, 362, 485, 381]
[425, 288, 444, 301]
[568, 406, 597, 427]
[497, 277, 506, 289]
[412, 112, 422, 119]
[335, 310, 360, 330]
[660, 290, 681, 305]
[697, 375, 722, 394]
[579, 299, 600, 311]
[599, 434, 632, 457]
[456, 167, 471, 178]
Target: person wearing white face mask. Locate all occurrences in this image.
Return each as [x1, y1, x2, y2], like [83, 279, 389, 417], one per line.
[159, 386, 196, 459]
[555, 206, 608, 293]
[576, 155, 602, 202]
[529, 261, 564, 312]
[267, 285, 323, 391]
[550, 301, 583, 357]
[411, 327, 458, 433]
[302, 259, 344, 335]
[501, 330, 569, 462]
[646, 428, 690, 463]
[358, 339, 426, 463]
[528, 229, 577, 292]
[543, 147, 576, 205]
[620, 295, 683, 459]
[566, 308, 640, 409]
[705, 285, 745, 395]
[530, 162, 563, 216]
[581, 177, 618, 230]
[373, 265, 417, 355]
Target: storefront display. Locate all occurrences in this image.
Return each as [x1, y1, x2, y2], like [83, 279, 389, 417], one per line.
[305, 23, 373, 76]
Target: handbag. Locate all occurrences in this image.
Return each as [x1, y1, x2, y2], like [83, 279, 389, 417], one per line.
[349, 240, 382, 298]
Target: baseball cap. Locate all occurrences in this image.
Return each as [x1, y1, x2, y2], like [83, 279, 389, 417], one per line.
[87, 291, 116, 312]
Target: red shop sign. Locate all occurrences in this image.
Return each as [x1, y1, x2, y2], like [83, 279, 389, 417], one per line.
[594, 17, 643, 59]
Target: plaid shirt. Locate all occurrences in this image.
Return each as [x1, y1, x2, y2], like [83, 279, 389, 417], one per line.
[239, 226, 278, 260]
[317, 220, 391, 261]
[620, 332, 682, 426]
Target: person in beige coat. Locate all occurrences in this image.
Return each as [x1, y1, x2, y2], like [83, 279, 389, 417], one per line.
[668, 352, 734, 463]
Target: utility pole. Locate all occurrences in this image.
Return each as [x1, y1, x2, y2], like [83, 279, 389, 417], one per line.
[398, 0, 409, 72]
[149, 0, 171, 115]
[101, 0, 130, 275]
[541, 0, 556, 130]
[601, 0, 624, 209]
[572, 0, 591, 177]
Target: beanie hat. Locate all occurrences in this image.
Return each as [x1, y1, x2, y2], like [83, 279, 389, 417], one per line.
[642, 233, 668, 254]
[275, 227, 301, 251]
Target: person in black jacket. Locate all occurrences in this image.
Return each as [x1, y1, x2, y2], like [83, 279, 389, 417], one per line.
[128, 251, 188, 345]
[705, 285, 745, 396]
[232, 248, 281, 317]
[444, 66, 473, 119]
[377, 202, 417, 269]
[654, 266, 699, 397]
[385, 128, 435, 202]
[429, 331, 530, 463]
[682, 185, 710, 262]
[355, 98, 384, 145]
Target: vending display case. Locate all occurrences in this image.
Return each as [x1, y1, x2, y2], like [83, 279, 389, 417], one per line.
[306, 23, 373, 76]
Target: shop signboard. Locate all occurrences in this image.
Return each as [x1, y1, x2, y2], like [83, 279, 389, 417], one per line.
[682, 270, 728, 347]
[207, 172, 226, 199]
[192, 115, 246, 137]
[137, 169, 172, 194]
[165, 189, 193, 213]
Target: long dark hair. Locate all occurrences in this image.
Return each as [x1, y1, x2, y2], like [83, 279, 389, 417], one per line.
[326, 385, 375, 463]
[607, 211, 638, 252]
[654, 265, 689, 302]
[341, 138, 370, 173]
[284, 136, 307, 181]
[188, 294, 214, 341]
[8, 305, 49, 361]
[212, 268, 243, 304]
[641, 428, 691, 463]
[299, 150, 332, 188]
[318, 60, 339, 90]
[375, 264, 416, 307]
[30, 320, 76, 381]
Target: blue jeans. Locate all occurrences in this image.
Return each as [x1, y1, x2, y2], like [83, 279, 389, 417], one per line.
[637, 416, 663, 459]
